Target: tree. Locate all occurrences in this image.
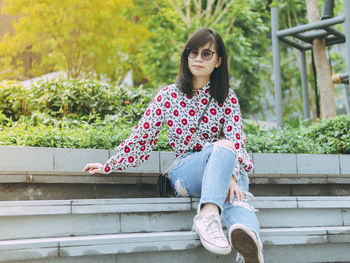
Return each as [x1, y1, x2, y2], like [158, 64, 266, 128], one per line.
[0, 0, 150, 82]
[305, 0, 336, 118]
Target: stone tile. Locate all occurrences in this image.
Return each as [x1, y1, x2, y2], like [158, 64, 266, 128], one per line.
[327, 226, 350, 243]
[54, 148, 108, 172]
[258, 208, 342, 228]
[340, 155, 350, 175]
[72, 200, 190, 214]
[159, 151, 176, 173]
[0, 248, 59, 261]
[252, 153, 297, 174]
[95, 184, 158, 199]
[0, 183, 97, 201]
[117, 247, 229, 263]
[121, 211, 195, 233]
[263, 243, 350, 263]
[1, 254, 118, 263]
[291, 184, 333, 196]
[298, 196, 350, 208]
[250, 184, 292, 196]
[261, 234, 327, 245]
[110, 151, 159, 174]
[0, 204, 70, 216]
[343, 209, 350, 226]
[261, 227, 327, 236]
[0, 146, 53, 171]
[251, 197, 297, 208]
[0, 214, 120, 240]
[297, 154, 340, 174]
[0, 238, 59, 250]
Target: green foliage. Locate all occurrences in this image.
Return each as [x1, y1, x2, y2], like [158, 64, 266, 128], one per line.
[0, 113, 172, 151]
[31, 79, 156, 120]
[1, 110, 349, 155]
[0, 79, 157, 121]
[1, 79, 349, 155]
[303, 115, 350, 154]
[0, 114, 132, 149]
[0, 81, 32, 121]
[245, 115, 350, 154]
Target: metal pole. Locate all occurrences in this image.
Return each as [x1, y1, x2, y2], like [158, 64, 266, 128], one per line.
[276, 16, 345, 37]
[271, 7, 283, 128]
[300, 50, 311, 120]
[343, 0, 350, 114]
[342, 85, 350, 115]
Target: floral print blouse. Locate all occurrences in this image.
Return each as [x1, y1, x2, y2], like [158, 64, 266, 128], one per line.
[102, 82, 254, 177]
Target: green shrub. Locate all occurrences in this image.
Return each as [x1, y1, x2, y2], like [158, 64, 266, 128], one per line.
[1, 78, 349, 154]
[0, 81, 32, 121]
[245, 115, 350, 154]
[302, 115, 350, 154]
[31, 79, 156, 120]
[0, 113, 171, 151]
[0, 79, 158, 122]
[1, 115, 349, 154]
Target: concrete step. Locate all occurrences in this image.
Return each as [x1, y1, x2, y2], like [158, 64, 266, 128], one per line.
[2, 170, 350, 200]
[1, 226, 350, 263]
[1, 147, 350, 200]
[1, 197, 350, 240]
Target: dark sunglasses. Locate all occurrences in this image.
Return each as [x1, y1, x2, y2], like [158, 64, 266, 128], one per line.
[188, 48, 215, 61]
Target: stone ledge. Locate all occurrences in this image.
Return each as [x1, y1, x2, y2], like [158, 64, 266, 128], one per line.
[1, 197, 350, 217]
[0, 226, 350, 262]
[0, 146, 349, 176]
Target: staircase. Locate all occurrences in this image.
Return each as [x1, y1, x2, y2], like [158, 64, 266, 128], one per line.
[1, 197, 350, 262]
[0, 146, 350, 262]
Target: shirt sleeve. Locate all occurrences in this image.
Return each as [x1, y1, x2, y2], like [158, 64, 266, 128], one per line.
[102, 88, 166, 174]
[223, 90, 254, 179]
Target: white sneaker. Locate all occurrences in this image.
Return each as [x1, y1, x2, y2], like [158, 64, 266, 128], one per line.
[193, 213, 231, 255]
[228, 223, 264, 263]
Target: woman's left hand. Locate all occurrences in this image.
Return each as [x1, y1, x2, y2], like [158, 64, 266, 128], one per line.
[225, 176, 245, 204]
[82, 163, 104, 175]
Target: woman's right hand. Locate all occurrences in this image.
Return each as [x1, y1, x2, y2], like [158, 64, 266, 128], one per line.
[82, 163, 104, 175]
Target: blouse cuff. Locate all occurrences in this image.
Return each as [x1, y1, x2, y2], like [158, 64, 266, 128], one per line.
[102, 162, 112, 174]
[233, 162, 241, 181]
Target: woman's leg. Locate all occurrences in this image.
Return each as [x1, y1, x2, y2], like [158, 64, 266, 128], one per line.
[222, 173, 264, 263]
[169, 141, 236, 203]
[222, 173, 260, 236]
[168, 141, 238, 255]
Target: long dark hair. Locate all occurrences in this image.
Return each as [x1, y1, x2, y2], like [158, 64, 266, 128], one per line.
[176, 28, 230, 103]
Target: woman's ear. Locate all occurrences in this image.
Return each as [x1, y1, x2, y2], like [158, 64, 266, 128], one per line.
[215, 57, 222, 68]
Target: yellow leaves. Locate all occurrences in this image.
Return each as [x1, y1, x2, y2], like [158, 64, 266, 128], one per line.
[0, 0, 150, 81]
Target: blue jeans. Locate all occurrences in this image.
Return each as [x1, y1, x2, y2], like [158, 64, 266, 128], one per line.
[168, 143, 260, 238]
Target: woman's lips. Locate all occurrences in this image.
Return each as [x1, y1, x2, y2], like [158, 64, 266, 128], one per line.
[193, 65, 204, 69]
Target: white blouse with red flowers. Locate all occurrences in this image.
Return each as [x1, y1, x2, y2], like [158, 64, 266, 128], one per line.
[102, 82, 254, 177]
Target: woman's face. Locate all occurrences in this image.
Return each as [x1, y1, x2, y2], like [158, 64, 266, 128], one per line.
[187, 42, 221, 80]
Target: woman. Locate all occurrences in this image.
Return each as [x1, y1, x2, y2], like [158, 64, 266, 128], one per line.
[83, 28, 264, 263]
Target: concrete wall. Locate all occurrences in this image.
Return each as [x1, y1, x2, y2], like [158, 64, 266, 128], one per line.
[0, 146, 349, 175]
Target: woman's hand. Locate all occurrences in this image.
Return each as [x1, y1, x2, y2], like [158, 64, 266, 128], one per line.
[82, 163, 104, 175]
[225, 176, 245, 204]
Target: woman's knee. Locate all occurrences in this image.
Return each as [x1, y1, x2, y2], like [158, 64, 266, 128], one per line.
[213, 139, 237, 152]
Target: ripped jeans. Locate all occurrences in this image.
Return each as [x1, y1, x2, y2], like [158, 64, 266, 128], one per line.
[168, 143, 261, 238]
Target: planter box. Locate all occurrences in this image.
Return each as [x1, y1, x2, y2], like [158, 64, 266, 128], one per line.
[297, 154, 340, 175]
[252, 153, 297, 175]
[0, 146, 349, 176]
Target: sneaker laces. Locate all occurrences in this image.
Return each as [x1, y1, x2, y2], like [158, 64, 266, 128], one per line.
[201, 214, 226, 241]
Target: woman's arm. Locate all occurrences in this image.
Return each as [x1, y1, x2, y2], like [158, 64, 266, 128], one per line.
[222, 89, 254, 179]
[83, 87, 168, 175]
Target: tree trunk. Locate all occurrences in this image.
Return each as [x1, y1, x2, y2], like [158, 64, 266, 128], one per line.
[305, 0, 336, 119]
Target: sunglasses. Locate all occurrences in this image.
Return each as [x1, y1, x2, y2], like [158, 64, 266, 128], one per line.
[188, 48, 215, 61]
